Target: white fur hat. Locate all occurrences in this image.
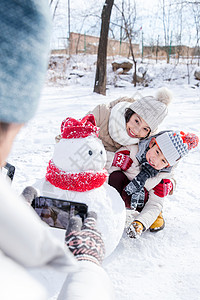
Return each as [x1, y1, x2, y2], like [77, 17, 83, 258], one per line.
[129, 87, 172, 133]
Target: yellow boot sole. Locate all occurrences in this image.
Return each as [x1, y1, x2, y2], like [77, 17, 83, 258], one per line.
[149, 213, 165, 232]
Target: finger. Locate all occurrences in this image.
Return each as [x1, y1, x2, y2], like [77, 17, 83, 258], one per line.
[82, 211, 97, 230]
[87, 211, 97, 220]
[66, 215, 82, 235]
[21, 186, 38, 204]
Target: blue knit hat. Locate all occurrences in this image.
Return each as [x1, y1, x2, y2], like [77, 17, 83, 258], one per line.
[0, 0, 51, 123]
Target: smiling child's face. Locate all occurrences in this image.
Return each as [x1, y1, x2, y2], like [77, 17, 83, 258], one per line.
[126, 113, 151, 139]
[146, 138, 169, 170]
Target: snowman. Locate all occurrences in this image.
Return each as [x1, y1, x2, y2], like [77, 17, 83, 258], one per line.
[34, 114, 126, 257]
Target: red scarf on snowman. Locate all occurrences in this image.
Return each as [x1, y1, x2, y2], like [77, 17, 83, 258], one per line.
[46, 115, 108, 192]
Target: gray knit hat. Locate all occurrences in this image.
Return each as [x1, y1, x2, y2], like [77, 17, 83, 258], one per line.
[156, 131, 199, 166]
[129, 87, 172, 133]
[0, 0, 51, 123]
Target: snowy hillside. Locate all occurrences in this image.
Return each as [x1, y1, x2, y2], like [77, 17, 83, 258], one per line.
[8, 56, 200, 300]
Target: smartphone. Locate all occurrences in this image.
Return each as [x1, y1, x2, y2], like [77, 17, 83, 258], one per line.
[31, 196, 88, 230]
[1, 162, 15, 181]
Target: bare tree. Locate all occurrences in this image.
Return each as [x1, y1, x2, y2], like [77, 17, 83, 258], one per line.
[177, 0, 200, 64]
[156, 35, 160, 63]
[93, 0, 114, 95]
[160, 0, 173, 63]
[114, 0, 138, 86]
[191, 2, 200, 65]
[49, 0, 60, 19]
[174, 1, 184, 63]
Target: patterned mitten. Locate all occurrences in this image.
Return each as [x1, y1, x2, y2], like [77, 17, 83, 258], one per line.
[112, 150, 133, 171]
[124, 162, 159, 209]
[126, 221, 143, 239]
[153, 179, 173, 197]
[65, 211, 105, 266]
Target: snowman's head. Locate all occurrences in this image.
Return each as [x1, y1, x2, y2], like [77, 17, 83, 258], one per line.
[52, 114, 107, 172]
[53, 135, 106, 172]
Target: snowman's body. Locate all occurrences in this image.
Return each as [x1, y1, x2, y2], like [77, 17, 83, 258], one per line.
[34, 117, 126, 257]
[35, 179, 126, 257]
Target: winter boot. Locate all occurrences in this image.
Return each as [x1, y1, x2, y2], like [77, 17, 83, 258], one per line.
[149, 212, 165, 232]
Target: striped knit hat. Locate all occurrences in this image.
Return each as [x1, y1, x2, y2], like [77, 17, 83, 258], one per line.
[156, 131, 199, 166]
[129, 87, 172, 133]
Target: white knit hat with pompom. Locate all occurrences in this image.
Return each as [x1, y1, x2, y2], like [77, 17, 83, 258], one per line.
[129, 87, 172, 133]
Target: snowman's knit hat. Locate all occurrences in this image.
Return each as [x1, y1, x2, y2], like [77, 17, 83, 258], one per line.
[156, 131, 199, 166]
[61, 114, 99, 139]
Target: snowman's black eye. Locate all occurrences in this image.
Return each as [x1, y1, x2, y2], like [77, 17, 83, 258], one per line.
[100, 150, 103, 155]
[88, 150, 93, 155]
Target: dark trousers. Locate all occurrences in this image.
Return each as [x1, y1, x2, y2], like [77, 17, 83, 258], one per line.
[108, 171, 131, 208]
[108, 170, 148, 210]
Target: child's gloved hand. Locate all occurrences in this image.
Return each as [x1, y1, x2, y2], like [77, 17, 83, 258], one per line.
[124, 162, 159, 210]
[153, 179, 173, 197]
[65, 211, 105, 266]
[112, 150, 133, 171]
[126, 221, 143, 239]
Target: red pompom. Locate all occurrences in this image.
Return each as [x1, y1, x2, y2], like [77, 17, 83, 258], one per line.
[181, 132, 199, 150]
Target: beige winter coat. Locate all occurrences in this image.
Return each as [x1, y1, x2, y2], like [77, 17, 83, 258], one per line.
[89, 97, 136, 152]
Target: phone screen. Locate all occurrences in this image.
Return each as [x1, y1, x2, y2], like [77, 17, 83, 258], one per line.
[32, 196, 88, 230]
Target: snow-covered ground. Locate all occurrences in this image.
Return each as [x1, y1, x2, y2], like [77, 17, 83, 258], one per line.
[7, 56, 200, 300]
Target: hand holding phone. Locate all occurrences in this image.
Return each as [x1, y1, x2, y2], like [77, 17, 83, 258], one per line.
[65, 211, 105, 266]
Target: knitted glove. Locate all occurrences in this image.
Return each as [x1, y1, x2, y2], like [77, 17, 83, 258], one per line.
[21, 186, 38, 205]
[153, 179, 173, 197]
[112, 150, 133, 171]
[65, 211, 105, 266]
[126, 221, 144, 239]
[124, 162, 159, 209]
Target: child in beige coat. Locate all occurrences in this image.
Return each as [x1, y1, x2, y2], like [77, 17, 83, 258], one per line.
[108, 130, 199, 238]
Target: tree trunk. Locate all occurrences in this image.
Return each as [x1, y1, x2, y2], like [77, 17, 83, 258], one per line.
[127, 34, 137, 86]
[133, 60, 137, 87]
[93, 0, 114, 95]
